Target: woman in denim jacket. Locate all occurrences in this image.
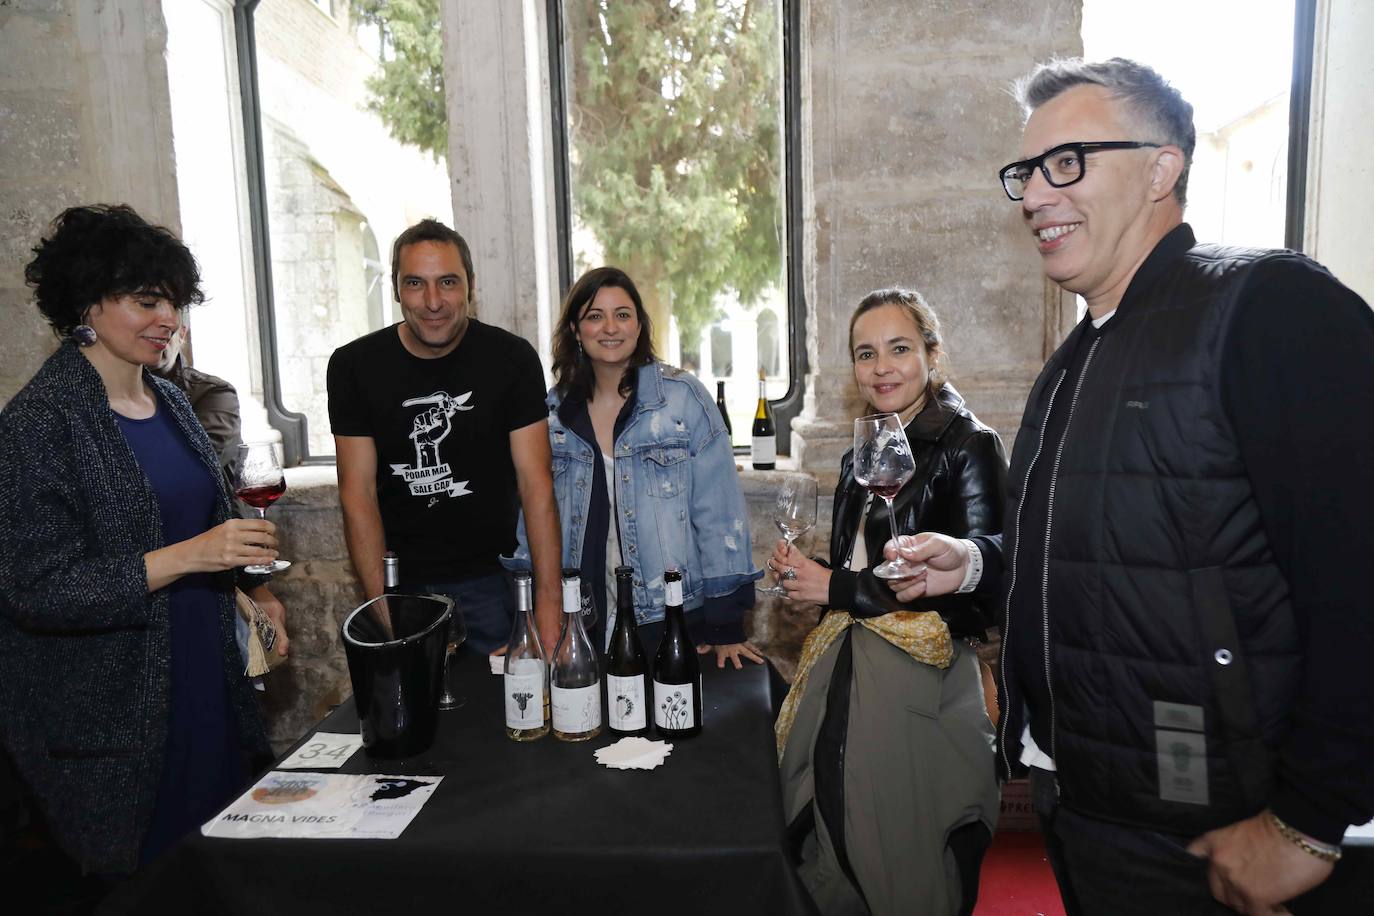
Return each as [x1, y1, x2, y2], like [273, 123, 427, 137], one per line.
[509, 267, 762, 665]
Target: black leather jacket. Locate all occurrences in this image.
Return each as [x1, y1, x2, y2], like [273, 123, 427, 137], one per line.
[824, 384, 1007, 640]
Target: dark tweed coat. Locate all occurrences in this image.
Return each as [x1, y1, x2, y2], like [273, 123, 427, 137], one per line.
[0, 341, 268, 874]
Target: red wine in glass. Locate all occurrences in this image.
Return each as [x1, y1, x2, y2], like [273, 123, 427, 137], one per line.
[235, 481, 286, 510]
[852, 413, 924, 580]
[234, 443, 291, 574]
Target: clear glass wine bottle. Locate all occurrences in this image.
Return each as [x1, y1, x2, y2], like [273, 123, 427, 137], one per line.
[503, 571, 549, 741]
[551, 569, 602, 742]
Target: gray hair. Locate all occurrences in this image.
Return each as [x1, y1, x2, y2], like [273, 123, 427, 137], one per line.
[1015, 57, 1196, 206]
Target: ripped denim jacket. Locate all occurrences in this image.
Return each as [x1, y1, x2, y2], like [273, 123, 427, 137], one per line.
[506, 361, 760, 628]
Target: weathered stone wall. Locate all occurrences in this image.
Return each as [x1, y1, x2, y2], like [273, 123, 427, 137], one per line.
[256, 467, 364, 747]
[791, 0, 1082, 476]
[0, 0, 181, 406]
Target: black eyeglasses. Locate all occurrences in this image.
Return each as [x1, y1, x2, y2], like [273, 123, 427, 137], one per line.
[998, 141, 1162, 200]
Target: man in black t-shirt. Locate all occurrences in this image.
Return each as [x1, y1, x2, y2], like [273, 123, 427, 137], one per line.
[327, 220, 562, 653]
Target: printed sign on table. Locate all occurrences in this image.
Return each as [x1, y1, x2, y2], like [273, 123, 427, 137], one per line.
[203, 771, 441, 840]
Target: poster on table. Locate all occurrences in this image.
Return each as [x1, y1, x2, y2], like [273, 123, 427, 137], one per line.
[202, 771, 442, 840]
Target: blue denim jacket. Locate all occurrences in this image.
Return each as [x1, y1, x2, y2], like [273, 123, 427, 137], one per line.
[506, 361, 760, 626]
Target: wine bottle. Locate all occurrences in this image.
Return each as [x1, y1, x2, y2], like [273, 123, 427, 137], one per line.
[383, 551, 401, 594]
[652, 569, 702, 738]
[551, 569, 602, 742]
[606, 566, 648, 736]
[715, 380, 733, 438]
[751, 367, 776, 470]
[503, 571, 550, 741]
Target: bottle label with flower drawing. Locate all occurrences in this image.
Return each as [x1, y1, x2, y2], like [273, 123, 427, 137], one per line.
[503, 658, 545, 729]
[653, 679, 697, 730]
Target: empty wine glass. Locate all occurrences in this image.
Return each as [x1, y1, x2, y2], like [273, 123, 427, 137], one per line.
[234, 442, 291, 574]
[852, 414, 924, 580]
[759, 473, 818, 597]
[438, 602, 468, 710]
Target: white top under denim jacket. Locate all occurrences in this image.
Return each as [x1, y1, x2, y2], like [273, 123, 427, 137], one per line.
[504, 361, 761, 632]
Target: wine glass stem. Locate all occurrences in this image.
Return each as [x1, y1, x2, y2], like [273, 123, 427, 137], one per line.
[255, 506, 266, 521]
[883, 496, 899, 560]
[440, 649, 455, 701]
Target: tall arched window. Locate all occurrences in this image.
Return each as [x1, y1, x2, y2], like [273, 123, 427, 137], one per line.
[549, 0, 806, 453]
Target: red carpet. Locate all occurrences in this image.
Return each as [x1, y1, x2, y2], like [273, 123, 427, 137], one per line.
[974, 830, 1066, 916]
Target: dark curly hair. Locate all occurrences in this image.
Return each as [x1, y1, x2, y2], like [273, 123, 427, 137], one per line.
[24, 204, 204, 337]
[552, 266, 657, 402]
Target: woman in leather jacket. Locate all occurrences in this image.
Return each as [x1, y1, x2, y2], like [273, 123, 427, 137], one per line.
[770, 288, 1007, 915]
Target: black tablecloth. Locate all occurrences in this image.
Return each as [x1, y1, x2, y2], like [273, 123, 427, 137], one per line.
[104, 649, 815, 915]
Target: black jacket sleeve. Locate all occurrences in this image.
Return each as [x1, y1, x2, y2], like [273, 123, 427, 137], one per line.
[1223, 259, 1374, 844]
[845, 427, 1008, 638]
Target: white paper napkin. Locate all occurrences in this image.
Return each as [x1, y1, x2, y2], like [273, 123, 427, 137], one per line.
[594, 736, 673, 770]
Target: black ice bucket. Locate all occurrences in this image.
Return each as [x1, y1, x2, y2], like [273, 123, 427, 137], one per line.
[341, 593, 453, 757]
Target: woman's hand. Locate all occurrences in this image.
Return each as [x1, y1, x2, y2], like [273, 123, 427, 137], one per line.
[767, 539, 831, 604]
[146, 519, 278, 591]
[189, 519, 278, 572]
[696, 641, 766, 669]
[247, 584, 289, 658]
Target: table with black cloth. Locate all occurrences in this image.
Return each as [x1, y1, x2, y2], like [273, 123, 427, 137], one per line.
[103, 647, 815, 916]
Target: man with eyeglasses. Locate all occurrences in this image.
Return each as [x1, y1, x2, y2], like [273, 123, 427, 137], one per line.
[889, 58, 1374, 914]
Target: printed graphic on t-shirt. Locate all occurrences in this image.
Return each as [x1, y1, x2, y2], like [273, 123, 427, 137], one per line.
[390, 390, 475, 500]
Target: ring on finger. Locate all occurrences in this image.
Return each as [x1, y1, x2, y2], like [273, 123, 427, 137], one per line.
[782, 566, 798, 581]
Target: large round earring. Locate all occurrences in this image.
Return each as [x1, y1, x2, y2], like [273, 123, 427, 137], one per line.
[71, 324, 98, 347]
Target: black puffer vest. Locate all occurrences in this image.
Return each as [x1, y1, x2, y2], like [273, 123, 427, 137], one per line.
[999, 241, 1306, 836]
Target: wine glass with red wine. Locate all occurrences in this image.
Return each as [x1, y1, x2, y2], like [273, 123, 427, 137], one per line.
[852, 414, 923, 580]
[234, 442, 291, 574]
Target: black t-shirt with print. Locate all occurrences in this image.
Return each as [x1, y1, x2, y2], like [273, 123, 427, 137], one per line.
[327, 320, 548, 582]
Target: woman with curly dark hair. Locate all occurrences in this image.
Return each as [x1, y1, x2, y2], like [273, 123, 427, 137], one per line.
[0, 205, 281, 885]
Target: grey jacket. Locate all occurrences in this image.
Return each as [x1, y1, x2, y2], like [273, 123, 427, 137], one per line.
[0, 341, 267, 874]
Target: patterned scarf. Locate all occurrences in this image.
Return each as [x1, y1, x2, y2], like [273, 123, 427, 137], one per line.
[775, 609, 953, 759]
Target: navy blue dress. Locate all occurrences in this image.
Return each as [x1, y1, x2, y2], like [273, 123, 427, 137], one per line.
[114, 396, 247, 863]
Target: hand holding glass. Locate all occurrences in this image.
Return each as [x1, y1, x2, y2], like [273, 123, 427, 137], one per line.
[852, 414, 924, 580]
[759, 474, 818, 597]
[234, 442, 291, 574]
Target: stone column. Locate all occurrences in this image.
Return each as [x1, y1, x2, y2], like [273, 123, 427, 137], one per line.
[0, 0, 180, 404]
[791, 0, 1083, 472]
[441, 0, 558, 371]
